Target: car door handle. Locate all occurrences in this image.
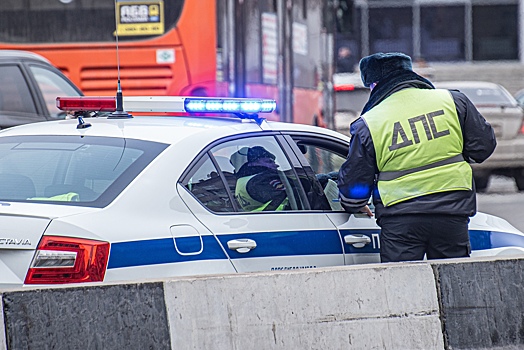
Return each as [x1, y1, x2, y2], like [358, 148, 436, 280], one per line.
[227, 239, 257, 253]
[344, 234, 371, 248]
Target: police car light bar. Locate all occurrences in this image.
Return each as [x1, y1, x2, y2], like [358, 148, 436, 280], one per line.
[56, 96, 277, 114]
[334, 84, 355, 91]
[56, 97, 117, 112]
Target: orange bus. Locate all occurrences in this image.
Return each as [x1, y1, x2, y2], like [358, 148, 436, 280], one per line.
[0, 1, 332, 126]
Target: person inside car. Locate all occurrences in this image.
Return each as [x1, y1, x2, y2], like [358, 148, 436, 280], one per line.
[234, 146, 288, 211]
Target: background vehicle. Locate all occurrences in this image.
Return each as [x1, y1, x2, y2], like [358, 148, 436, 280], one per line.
[0, 50, 82, 128]
[514, 89, 524, 108]
[0, 95, 523, 290]
[333, 72, 369, 135]
[435, 81, 524, 191]
[0, 0, 333, 126]
[332, 64, 433, 135]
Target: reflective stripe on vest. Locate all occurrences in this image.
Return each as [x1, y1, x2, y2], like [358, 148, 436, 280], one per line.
[235, 175, 287, 211]
[362, 88, 472, 207]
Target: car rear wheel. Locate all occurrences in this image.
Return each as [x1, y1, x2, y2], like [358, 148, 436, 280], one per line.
[474, 175, 490, 192]
[514, 172, 524, 191]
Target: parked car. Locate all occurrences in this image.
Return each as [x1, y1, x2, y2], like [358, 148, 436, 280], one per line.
[435, 81, 524, 191]
[0, 95, 523, 290]
[0, 50, 83, 128]
[333, 73, 369, 135]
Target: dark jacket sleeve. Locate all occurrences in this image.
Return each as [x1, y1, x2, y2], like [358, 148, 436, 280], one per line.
[337, 118, 377, 213]
[450, 90, 497, 163]
[247, 171, 287, 203]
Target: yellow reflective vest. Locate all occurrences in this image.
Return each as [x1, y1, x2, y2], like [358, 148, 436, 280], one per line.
[362, 88, 472, 207]
[235, 175, 288, 211]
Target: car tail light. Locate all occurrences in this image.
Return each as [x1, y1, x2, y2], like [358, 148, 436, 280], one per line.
[520, 119, 524, 135]
[25, 236, 110, 285]
[334, 84, 355, 91]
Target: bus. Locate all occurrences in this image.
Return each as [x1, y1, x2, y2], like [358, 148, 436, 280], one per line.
[0, 0, 334, 126]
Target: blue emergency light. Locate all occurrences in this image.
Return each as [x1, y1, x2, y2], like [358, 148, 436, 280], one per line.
[184, 98, 276, 113]
[57, 96, 277, 115]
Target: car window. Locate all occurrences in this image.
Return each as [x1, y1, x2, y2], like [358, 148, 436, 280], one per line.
[300, 144, 347, 175]
[453, 86, 516, 106]
[183, 153, 235, 213]
[29, 65, 81, 119]
[289, 136, 349, 211]
[0, 65, 37, 115]
[183, 136, 309, 213]
[214, 137, 310, 212]
[0, 135, 167, 207]
[515, 91, 524, 107]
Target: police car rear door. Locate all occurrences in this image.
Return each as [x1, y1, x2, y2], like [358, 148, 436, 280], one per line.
[282, 134, 381, 265]
[178, 134, 345, 273]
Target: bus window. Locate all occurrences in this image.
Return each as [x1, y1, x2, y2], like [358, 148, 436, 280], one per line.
[0, 0, 184, 43]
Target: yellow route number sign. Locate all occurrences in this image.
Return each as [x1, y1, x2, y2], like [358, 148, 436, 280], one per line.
[116, 1, 164, 36]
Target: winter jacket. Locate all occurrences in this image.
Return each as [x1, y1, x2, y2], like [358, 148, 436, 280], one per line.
[337, 76, 496, 219]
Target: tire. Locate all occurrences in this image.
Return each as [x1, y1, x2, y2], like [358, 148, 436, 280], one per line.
[514, 174, 524, 191]
[474, 175, 490, 192]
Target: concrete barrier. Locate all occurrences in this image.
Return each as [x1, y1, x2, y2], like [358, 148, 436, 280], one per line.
[433, 258, 524, 349]
[1, 257, 523, 349]
[0, 298, 5, 350]
[164, 263, 443, 349]
[2, 283, 171, 350]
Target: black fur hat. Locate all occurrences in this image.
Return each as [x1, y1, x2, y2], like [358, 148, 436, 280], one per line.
[247, 146, 275, 163]
[359, 52, 413, 87]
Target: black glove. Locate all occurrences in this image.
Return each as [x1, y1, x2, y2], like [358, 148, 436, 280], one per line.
[315, 171, 339, 188]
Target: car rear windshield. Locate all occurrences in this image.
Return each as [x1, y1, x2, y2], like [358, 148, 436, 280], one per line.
[456, 87, 517, 106]
[0, 135, 167, 207]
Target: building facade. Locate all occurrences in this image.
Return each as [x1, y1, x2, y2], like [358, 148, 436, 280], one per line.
[335, 0, 524, 93]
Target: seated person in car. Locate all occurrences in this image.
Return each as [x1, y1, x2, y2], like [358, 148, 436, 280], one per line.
[235, 146, 288, 211]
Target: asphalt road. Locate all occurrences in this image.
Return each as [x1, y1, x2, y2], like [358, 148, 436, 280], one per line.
[477, 176, 524, 232]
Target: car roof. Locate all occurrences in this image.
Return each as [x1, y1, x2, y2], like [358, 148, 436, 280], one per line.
[434, 81, 502, 89]
[0, 50, 51, 64]
[0, 115, 349, 145]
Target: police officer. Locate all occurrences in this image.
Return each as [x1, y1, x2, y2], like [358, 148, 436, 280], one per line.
[235, 146, 288, 211]
[337, 52, 496, 262]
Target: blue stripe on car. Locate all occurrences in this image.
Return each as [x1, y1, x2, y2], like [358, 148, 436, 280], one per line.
[108, 236, 227, 269]
[340, 229, 381, 253]
[340, 229, 524, 253]
[215, 230, 343, 259]
[469, 230, 524, 251]
[107, 229, 524, 269]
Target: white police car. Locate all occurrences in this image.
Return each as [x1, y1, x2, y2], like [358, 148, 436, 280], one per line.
[0, 95, 523, 289]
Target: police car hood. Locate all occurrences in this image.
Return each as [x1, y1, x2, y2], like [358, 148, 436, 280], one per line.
[0, 203, 93, 250]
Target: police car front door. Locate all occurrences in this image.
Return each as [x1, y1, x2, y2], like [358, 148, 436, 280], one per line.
[327, 212, 381, 264]
[179, 135, 345, 273]
[283, 134, 381, 265]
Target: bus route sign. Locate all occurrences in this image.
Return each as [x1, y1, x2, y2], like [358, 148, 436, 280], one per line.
[116, 1, 164, 36]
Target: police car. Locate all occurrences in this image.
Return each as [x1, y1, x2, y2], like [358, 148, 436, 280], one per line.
[0, 95, 523, 290]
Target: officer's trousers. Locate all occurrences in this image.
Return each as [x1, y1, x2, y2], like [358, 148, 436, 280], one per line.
[378, 214, 471, 263]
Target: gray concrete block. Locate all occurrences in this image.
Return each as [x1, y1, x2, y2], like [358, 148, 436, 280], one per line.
[2, 282, 171, 350]
[433, 257, 524, 350]
[164, 263, 444, 349]
[0, 294, 6, 350]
